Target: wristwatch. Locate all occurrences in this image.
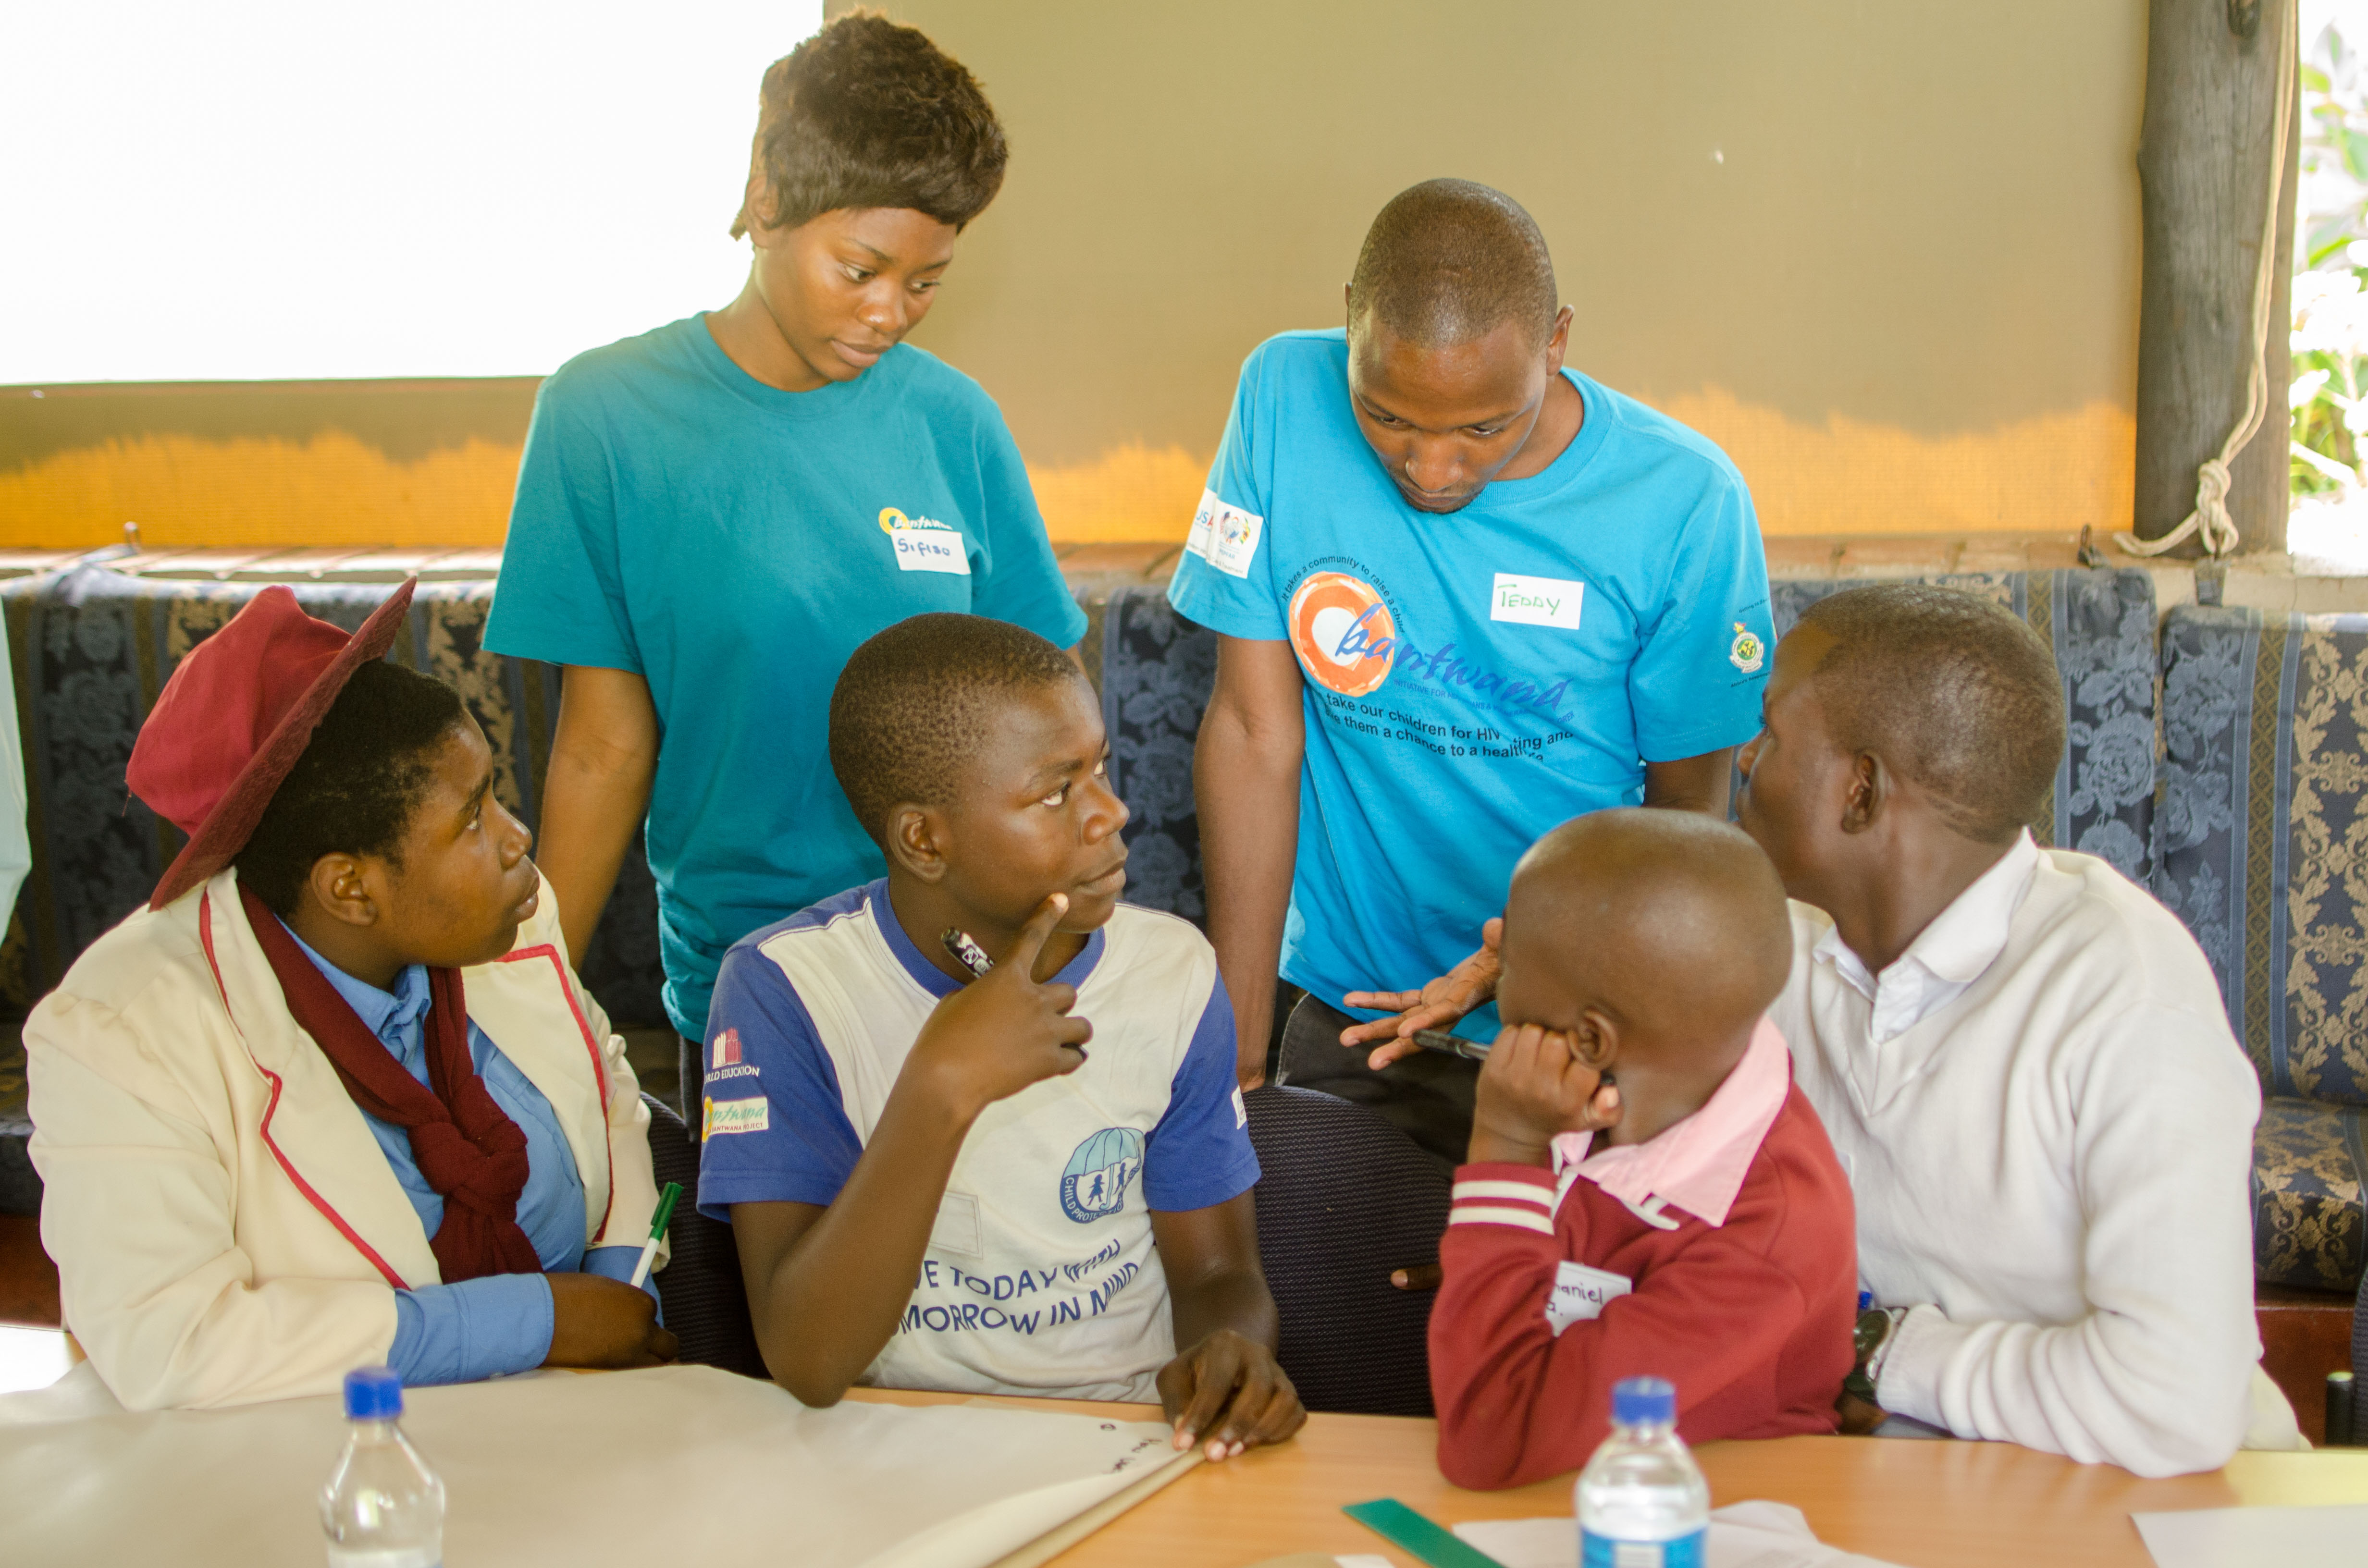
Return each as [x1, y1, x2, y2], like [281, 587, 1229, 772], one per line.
[1843, 1305, 1908, 1407]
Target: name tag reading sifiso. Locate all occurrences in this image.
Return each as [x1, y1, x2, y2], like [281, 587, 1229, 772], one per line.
[891, 526, 972, 576]
[1490, 572, 1585, 631]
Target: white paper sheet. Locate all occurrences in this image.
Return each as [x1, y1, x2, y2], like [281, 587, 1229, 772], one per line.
[2131, 1503, 2368, 1568]
[0, 1363, 1191, 1568]
[1455, 1502, 1908, 1568]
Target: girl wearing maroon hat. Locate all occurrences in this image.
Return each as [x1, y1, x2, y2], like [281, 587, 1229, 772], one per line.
[25, 585, 675, 1410]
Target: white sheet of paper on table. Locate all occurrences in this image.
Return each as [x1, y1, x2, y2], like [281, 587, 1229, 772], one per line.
[1454, 1501, 1909, 1568]
[0, 1362, 1193, 1568]
[2131, 1502, 2368, 1568]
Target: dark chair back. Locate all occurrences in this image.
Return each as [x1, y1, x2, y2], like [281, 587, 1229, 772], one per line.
[1245, 1085, 1450, 1417]
[641, 1094, 769, 1380]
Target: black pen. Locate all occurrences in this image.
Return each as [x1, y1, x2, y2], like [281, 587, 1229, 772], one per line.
[941, 928, 994, 980]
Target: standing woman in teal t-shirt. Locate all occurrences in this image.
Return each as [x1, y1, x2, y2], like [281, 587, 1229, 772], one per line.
[485, 16, 1085, 1086]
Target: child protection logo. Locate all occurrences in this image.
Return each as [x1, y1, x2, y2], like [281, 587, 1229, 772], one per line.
[1060, 1127, 1146, 1223]
[1288, 571, 1398, 697]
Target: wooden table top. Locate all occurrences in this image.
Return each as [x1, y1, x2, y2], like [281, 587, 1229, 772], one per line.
[850, 1389, 2368, 1568]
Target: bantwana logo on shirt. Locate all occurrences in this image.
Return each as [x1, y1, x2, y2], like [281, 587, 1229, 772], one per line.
[1059, 1127, 1146, 1223]
[877, 505, 955, 533]
[1288, 571, 1398, 696]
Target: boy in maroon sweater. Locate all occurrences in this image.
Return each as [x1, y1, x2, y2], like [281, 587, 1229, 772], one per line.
[1429, 809, 1856, 1489]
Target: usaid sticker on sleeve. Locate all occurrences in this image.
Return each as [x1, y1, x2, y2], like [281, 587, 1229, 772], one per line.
[1186, 489, 1264, 579]
[1543, 1259, 1632, 1335]
[1491, 573, 1585, 631]
[890, 525, 972, 576]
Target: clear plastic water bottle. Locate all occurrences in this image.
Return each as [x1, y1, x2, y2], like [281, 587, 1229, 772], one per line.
[1575, 1376, 1709, 1568]
[320, 1367, 445, 1568]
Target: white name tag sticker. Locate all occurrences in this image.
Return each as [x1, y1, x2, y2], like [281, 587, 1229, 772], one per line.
[1491, 572, 1585, 631]
[1544, 1258, 1633, 1335]
[890, 526, 971, 575]
[1187, 489, 1264, 579]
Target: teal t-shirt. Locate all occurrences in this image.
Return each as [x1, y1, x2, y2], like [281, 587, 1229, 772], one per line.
[1166, 330, 1771, 1041]
[487, 317, 1087, 1037]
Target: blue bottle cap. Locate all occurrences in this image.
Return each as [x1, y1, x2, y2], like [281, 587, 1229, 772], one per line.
[1611, 1376, 1676, 1426]
[343, 1366, 404, 1421]
[1858, 1289, 1875, 1312]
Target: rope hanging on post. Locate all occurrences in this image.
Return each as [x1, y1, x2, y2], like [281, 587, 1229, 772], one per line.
[2119, 7, 2298, 559]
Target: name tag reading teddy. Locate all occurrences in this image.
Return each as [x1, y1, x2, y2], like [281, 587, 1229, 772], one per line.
[1544, 1259, 1633, 1335]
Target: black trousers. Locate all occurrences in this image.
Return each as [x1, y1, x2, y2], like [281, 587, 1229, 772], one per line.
[1273, 993, 1478, 1173]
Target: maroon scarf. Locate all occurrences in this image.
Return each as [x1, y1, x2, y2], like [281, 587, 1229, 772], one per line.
[242, 886, 540, 1282]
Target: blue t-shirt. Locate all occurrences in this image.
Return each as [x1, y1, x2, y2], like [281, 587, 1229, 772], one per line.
[1167, 330, 1772, 1040]
[486, 318, 1089, 1037]
[696, 882, 1257, 1400]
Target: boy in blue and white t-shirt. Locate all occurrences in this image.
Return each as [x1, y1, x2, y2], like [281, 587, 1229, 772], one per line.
[698, 613, 1304, 1462]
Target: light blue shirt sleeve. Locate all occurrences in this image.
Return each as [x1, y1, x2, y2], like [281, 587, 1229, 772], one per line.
[388, 1274, 555, 1386]
[967, 398, 1089, 649]
[1142, 972, 1261, 1212]
[484, 371, 641, 673]
[1624, 466, 1774, 761]
[583, 1243, 662, 1311]
[1167, 343, 1289, 641]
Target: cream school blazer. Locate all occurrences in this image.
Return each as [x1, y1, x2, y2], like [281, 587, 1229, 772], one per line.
[24, 867, 664, 1411]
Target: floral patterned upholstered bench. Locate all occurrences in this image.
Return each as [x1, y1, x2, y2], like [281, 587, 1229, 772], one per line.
[2158, 605, 2368, 1296]
[1102, 567, 2164, 925]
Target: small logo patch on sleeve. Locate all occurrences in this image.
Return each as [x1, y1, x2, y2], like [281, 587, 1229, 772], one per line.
[702, 1096, 770, 1139]
[1187, 490, 1264, 578]
[1232, 1086, 1248, 1128]
[1729, 622, 1765, 674]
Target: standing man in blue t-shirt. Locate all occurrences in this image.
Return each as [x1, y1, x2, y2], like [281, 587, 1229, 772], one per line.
[487, 17, 1085, 1095]
[1167, 179, 1773, 1163]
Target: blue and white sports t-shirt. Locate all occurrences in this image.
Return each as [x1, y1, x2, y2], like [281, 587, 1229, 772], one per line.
[1167, 330, 1772, 1042]
[696, 881, 1259, 1402]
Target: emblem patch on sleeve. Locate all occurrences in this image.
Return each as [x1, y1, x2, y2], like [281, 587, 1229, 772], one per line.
[702, 1096, 770, 1139]
[1186, 489, 1264, 578]
[1728, 622, 1765, 674]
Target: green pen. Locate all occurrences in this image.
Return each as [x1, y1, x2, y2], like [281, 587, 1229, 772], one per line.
[627, 1181, 683, 1289]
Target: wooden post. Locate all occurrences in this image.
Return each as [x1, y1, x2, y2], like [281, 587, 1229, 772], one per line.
[2135, 0, 2298, 555]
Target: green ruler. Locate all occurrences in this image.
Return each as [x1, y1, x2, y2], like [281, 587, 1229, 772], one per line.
[1342, 1498, 1510, 1568]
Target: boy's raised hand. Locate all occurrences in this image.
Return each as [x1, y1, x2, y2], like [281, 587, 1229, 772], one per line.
[1467, 1021, 1622, 1167]
[903, 893, 1093, 1120]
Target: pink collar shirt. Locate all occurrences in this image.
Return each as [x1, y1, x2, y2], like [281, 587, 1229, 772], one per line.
[1550, 1016, 1793, 1230]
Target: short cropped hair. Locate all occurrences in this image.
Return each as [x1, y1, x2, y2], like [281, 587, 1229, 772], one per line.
[1797, 585, 2066, 844]
[1346, 179, 1558, 349]
[234, 660, 468, 915]
[732, 12, 1007, 239]
[829, 613, 1083, 846]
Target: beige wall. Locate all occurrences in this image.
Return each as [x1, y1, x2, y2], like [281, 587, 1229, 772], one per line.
[0, 4, 2148, 549]
[879, 0, 2149, 539]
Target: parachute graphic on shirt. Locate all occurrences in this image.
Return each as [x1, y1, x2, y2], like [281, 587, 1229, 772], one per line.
[1059, 1127, 1146, 1224]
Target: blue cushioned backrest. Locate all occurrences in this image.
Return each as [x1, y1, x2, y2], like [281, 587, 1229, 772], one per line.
[1101, 570, 2160, 926]
[1101, 585, 1219, 924]
[1765, 569, 2158, 881]
[2157, 603, 2368, 1106]
[0, 565, 669, 1024]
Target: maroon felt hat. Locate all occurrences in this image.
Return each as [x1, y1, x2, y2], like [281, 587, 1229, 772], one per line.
[128, 579, 419, 909]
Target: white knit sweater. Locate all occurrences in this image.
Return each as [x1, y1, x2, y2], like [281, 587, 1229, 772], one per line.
[1773, 837, 2292, 1477]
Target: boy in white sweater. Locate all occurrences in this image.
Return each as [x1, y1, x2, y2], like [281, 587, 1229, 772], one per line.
[1735, 584, 2298, 1475]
